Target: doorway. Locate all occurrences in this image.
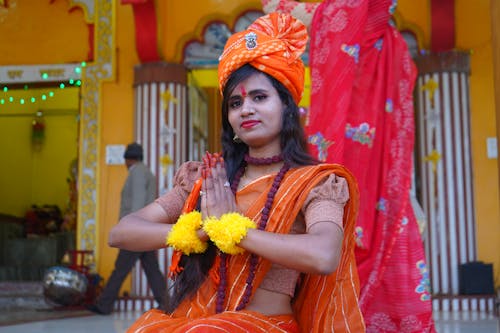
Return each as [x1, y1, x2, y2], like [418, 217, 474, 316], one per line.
[0, 83, 80, 281]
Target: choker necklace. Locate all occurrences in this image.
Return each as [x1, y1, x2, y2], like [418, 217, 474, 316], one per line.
[216, 161, 290, 313]
[244, 153, 283, 166]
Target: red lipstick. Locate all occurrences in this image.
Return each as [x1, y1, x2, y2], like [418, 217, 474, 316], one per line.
[241, 120, 259, 129]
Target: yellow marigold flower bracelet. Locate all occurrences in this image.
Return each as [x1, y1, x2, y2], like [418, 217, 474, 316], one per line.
[166, 211, 256, 255]
[203, 212, 256, 255]
[166, 211, 207, 255]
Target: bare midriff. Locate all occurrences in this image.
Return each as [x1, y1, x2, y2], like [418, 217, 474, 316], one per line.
[245, 287, 293, 315]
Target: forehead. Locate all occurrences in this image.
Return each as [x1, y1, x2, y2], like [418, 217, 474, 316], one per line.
[231, 72, 275, 95]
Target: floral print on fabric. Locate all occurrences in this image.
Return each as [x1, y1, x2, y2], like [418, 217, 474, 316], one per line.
[345, 122, 376, 147]
[355, 226, 365, 248]
[341, 43, 360, 63]
[308, 132, 334, 162]
[415, 260, 432, 301]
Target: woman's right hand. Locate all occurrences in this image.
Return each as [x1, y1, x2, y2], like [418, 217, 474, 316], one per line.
[200, 152, 238, 219]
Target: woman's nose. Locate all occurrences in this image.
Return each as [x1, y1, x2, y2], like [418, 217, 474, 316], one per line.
[241, 99, 255, 115]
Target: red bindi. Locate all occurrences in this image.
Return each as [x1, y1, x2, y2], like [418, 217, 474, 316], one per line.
[240, 86, 247, 97]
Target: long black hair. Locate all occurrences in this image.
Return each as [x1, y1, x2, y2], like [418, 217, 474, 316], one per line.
[166, 64, 317, 313]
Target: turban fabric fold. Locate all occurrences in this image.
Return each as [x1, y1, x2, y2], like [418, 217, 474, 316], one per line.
[218, 12, 308, 104]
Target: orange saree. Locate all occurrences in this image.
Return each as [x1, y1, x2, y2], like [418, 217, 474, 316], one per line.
[127, 164, 365, 333]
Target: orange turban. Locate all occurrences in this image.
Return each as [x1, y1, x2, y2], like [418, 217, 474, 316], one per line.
[218, 12, 308, 104]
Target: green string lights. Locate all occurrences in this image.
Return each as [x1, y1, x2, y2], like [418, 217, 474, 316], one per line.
[0, 62, 86, 106]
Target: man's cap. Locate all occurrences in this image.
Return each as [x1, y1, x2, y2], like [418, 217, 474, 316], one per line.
[123, 142, 143, 160]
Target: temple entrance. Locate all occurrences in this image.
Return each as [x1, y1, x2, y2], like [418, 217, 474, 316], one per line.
[0, 75, 81, 282]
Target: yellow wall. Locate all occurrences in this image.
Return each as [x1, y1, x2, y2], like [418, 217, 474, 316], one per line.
[455, 0, 500, 284]
[0, 0, 88, 65]
[0, 87, 79, 217]
[493, 0, 500, 214]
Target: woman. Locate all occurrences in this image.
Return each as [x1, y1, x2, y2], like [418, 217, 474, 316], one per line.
[109, 12, 365, 333]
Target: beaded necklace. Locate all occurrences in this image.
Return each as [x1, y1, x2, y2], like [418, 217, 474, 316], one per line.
[216, 154, 289, 313]
[244, 153, 283, 165]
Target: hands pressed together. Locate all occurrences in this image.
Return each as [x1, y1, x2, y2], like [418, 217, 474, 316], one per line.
[200, 152, 238, 219]
[166, 152, 256, 257]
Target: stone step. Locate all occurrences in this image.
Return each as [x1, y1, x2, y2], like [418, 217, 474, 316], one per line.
[0, 281, 52, 311]
[0, 265, 52, 281]
[0, 281, 43, 296]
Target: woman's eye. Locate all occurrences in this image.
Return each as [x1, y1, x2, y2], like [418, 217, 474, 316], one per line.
[229, 99, 241, 109]
[254, 94, 266, 102]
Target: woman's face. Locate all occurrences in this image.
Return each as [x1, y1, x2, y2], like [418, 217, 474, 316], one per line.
[227, 72, 284, 154]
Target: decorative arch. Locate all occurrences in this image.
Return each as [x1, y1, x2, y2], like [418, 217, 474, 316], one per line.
[174, 6, 264, 66]
[178, 8, 314, 68]
[392, 10, 427, 54]
[68, 0, 95, 23]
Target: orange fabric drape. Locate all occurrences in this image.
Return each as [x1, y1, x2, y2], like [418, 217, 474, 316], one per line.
[128, 164, 365, 333]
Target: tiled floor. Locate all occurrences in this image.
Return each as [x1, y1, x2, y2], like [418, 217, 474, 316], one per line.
[0, 310, 498, 332]
[433, 311, 499, 333]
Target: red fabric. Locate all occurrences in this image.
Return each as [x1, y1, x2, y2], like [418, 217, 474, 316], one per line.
[122, 0, 160, 62]
[431, 0, 455, 51]
[87, 24, 94, 62]
[121, 0, 147, 3]
[307, 1, 436, 332]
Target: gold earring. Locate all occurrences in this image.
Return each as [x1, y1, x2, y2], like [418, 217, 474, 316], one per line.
[233, 134, 242, 143]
